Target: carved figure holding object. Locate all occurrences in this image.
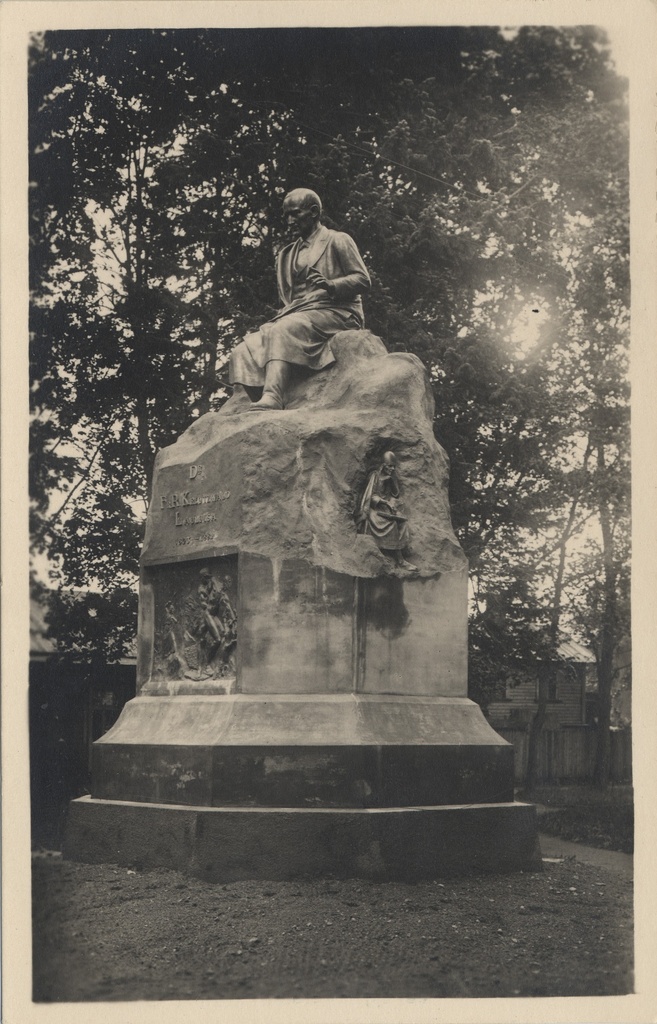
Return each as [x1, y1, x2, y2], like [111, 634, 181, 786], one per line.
[357, 451, 418, 572]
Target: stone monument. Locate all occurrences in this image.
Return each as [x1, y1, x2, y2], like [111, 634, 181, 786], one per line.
[64, 328, 541, 880]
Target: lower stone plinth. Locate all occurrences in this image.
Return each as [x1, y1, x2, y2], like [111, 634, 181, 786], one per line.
[64, 796, 542, 881]
[89, 694, 516, 808]
[66, 696, 542, 879]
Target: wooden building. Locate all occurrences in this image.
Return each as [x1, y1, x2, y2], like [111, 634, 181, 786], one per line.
[486, 638, 631, 784]
[30, 592, 136, 848]
[486, 638, 596, 729]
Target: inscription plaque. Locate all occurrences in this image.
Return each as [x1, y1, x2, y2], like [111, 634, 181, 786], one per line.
[141, 454, 243, 565]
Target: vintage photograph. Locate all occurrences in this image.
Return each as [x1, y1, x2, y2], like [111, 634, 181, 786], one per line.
[23, 17, 635, 1007]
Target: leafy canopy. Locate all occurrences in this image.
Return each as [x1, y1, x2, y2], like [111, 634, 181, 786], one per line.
[29, 25, 629, 723]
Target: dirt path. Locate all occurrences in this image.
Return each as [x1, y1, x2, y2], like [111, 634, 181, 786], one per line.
[537, 833, 633, 877]
[32, 853, 633, 1002]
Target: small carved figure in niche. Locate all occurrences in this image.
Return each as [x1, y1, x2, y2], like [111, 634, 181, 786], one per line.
[357, 451, 418, 571]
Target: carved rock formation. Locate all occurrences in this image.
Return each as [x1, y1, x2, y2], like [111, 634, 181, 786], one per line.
[144, 330, 466, 580]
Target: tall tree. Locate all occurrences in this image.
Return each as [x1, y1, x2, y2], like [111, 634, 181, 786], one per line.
[29, 24, 629, 754]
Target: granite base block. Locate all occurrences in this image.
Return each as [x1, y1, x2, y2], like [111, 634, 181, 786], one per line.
[64, 796, 542, 881]
[91, 742, 514, 808]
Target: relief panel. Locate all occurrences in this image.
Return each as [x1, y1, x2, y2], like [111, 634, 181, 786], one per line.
[146, 556, 238, 687]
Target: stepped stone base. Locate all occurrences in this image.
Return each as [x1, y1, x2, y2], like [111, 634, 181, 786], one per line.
[64, 693, 542, 878]
[89, 694, 516, 808]
[64, 796, 542, 882]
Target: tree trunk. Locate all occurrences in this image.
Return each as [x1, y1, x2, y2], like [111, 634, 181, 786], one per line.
[594, 652, 613, 787]
[593, 444, 617, 788]
[136, 392, 154, 501]
[526, 663, 550, 793]
[525, 482, 584, 794]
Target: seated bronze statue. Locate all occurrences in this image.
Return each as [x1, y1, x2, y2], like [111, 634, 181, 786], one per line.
[229, 188, 371, 410]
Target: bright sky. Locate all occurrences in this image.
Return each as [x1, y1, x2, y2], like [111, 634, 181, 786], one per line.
[601, 23, 632, 80]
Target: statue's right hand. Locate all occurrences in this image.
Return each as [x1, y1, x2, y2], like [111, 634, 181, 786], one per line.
[306, 268, 331, 292]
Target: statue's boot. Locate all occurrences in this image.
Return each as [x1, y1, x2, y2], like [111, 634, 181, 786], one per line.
[249, 360, 290, 411]
[233, 383, 263, 403]
[396, 550, 418, 572]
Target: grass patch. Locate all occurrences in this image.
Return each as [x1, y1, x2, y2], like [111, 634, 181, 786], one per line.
[537, 804, 633, 854]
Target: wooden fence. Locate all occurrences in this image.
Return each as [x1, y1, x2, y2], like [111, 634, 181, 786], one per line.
[495, 726, 632, 784]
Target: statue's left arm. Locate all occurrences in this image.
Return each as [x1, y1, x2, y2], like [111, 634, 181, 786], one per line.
[323, 232, 371, 302]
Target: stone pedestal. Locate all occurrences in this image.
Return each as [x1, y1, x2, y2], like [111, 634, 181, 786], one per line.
[64, 331, 541, 879]
[65, 799, 540, 882]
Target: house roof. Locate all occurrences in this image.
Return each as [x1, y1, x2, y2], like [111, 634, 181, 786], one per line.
[557, 638, 596, 664]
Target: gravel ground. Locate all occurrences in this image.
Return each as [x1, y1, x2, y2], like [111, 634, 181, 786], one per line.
[32, 853, 633, 1002]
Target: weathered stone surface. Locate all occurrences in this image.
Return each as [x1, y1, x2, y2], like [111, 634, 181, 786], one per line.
[64, 796, 543, 881]
[235, 555, 355, 694]
[142, 330, 466, 580]
[356, 571, 467, 695]
[91, 693, 508, 746]
[139, 551, 468, 696]
[92, 742, 515, 808]
[90, 694, 515, 807]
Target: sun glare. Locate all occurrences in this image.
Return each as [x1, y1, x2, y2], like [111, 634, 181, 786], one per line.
[510, 302, 550, 359]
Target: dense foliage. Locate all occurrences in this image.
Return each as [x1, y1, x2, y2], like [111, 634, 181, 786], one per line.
[29, 27, 630, 781]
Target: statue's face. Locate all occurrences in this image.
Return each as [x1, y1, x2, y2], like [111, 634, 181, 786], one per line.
[283, 197, 319, 240]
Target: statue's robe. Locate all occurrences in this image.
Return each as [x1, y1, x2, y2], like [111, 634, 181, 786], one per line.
[357, 469, 410, 551]
[229, 224, 370, 387]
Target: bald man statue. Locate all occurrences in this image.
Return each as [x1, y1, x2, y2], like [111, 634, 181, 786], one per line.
[229, 189, 371, 410]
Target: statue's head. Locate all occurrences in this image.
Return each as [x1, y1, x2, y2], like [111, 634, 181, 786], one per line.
[199, 568, 212, 580]
[381, 451, 397, 476]
[283, 188, 322, 239]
